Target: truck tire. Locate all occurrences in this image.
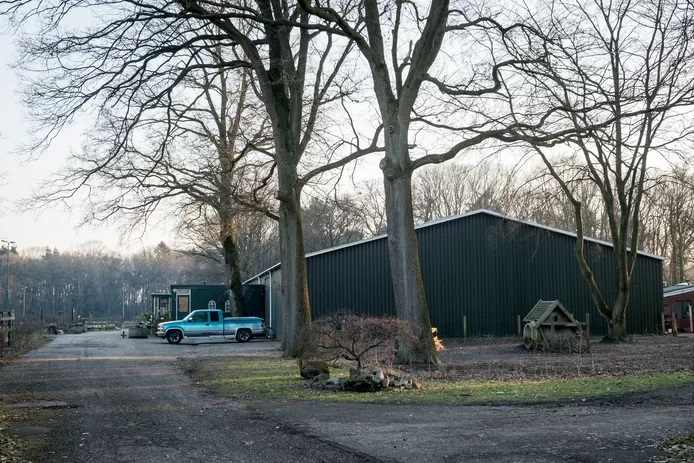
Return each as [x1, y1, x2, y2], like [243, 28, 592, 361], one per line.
[166, 330, 183, 344]
[236, 329, 252, 343]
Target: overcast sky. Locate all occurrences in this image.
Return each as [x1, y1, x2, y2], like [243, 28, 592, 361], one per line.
[0, 33, 172, 254]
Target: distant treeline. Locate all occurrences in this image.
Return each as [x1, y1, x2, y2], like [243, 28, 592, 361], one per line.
[0, 242, 224, 323]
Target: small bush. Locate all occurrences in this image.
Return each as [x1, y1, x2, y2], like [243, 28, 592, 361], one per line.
[0, 320, 46, 358]
[298, 314, 417, 372]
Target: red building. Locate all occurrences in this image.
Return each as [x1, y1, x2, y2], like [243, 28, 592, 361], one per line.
[663, 283, 694, 333]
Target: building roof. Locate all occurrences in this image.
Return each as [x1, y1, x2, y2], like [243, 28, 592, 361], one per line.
[170, 284, 226, 290]
[663, 283, 694, 298]
[244, 209, 664, 284]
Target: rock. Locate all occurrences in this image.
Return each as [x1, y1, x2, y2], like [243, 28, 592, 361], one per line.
[384, 368, 406, 381]
[344, 370, 393, 392]
[300, 361, 330, 380]
[67, 324, 87, 334]
[324, 378, 345, 391]
[128, 327, 149, 338]
[390, 374, 423, 390]
[344, 377, 378, 392]
[308, 375, 345, 391]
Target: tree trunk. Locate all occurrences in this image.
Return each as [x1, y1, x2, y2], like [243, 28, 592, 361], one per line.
[221, 220, 245, 317]
[607, 315, 628, 340]
[605, 277, 630, 341]
[381, 133, 439, 365]
[607, 292, 628, 340]
[277, 175, 311, 355]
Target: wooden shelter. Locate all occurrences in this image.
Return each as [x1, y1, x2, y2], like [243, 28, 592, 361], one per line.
[522, 300, 586, 351]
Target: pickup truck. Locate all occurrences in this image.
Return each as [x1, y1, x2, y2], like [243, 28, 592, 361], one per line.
[156, 309, 266, 344]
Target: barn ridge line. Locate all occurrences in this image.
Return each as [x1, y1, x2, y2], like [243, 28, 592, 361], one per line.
[244, 208, 664, 284]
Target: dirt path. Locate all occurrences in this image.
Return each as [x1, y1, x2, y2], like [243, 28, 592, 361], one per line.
[1, 332, 693, 462]
[0, 332, 376, 462]
[253, 390, 694, 462]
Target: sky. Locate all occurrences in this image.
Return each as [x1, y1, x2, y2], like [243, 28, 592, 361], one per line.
[0, 12, 531, 257]
[0, 30, 381, 256]
[0, 33, 172, 254]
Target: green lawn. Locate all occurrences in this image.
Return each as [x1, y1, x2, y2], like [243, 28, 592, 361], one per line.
[197, 357, 694, 404]
[653, 434, 694, 462]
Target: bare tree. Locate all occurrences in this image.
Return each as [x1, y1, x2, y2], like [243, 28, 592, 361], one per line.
[351, 180, 387, 238]
[177, 208, 280, 281]
[2, 0, 383, 353]
[643, 167, 694, 284]
[510, 162, 611, 241]
[302, 195, 364, 253]
[412, 162, 518, 223]
[513, 0, 694, 340]
[299, 0, 548, 362]
[36, 45, 274, 315]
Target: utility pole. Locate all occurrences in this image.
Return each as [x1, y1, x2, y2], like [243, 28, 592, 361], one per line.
[1, 239, 15, 314]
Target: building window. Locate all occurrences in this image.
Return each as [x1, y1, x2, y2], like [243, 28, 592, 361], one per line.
[208, 300, 216, 310]
[224, 300, 230, 311]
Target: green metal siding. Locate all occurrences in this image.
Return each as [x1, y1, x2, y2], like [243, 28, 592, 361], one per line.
[170, 285, 228, 320]
[306, 211, 663, 337]
[262, 270, 283, 336]
[309, 239, 395, 318]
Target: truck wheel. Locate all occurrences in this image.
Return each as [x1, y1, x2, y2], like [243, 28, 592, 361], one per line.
[236, 329, 252, 343]
[166, 330, 183, 344]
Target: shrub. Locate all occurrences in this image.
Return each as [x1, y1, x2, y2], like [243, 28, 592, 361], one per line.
[0, 320, 45, 358]
[298, 314, 418, 372]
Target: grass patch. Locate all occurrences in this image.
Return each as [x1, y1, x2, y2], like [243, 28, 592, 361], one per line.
[652, 434, 694, 463]
[0, 324, 52, 363]
[0, 325, 53, 463]
[197, 357, 694, 405]
[0, 409, 48, 463]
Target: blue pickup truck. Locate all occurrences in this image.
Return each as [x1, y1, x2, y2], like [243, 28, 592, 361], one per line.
[156, 309, 266, 344]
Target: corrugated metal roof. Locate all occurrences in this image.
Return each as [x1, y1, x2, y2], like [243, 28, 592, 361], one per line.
[663, 284, 694, 297]
[243, 209, 664, 284]
[244, 262, 281, 284]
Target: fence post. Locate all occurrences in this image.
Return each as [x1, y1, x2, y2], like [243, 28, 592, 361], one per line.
[585, 312, 590, 340]
[463, 315, 467, 338]
[517, 315, 521, 337]
[661, 312, 666, 335]
[6, 311, 13, 348]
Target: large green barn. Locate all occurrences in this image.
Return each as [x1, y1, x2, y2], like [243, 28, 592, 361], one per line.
[245, 209, 664, 338]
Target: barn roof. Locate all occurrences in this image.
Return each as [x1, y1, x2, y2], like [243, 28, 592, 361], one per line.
[244, 209, 664, 284]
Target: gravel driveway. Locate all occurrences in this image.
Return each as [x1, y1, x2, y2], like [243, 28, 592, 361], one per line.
[1, 331, 693, 463]
[0, 332, 375, 462]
